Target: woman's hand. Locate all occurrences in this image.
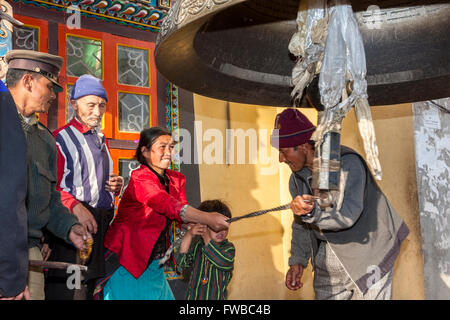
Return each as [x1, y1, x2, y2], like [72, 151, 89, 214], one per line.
[183, 206, 230, 232]
[205, 211, 230, 232]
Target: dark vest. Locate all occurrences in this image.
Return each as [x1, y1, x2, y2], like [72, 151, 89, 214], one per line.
[324, 146, 409, 293]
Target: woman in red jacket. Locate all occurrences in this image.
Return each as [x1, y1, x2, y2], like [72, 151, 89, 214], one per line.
[102, 127, 229, 300]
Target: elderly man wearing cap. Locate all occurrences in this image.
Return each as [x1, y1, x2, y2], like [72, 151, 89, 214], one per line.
[45, 74, 124, 300]
[4, 49, 91, 300]
[270, 108, 409, 300]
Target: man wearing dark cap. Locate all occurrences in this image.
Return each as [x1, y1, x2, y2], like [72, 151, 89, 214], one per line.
[46, 74, 123, 300]
[270, 108, 409, 300]
[4, 49, 91, 300]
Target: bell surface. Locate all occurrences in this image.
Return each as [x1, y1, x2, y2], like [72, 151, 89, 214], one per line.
[155, 0, 450, 108]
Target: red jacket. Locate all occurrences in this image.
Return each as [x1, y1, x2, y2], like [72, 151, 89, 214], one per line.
[104, 165, 187, 279]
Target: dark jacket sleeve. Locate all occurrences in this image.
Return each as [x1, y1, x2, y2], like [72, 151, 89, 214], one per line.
[288, 174, 312, 268]
[45, 139, 79, 243]
[0, 82, 29, 297]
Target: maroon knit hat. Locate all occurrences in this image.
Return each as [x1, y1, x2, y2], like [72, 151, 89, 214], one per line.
[270, 108, 316, 149]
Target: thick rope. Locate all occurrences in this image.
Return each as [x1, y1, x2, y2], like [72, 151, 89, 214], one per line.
[159, 203, 292, 266]
[226, 203, 291, 223]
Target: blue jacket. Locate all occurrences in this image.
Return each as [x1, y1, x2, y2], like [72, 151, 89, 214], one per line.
[0, 80, 28, 297]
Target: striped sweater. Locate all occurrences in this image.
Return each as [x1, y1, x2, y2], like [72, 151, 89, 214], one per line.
[176, 238, 235, 300]
[53, 118, 114, 211]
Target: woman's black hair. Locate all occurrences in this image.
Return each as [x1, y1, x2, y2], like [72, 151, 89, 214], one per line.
[197, 200, 232, 219]
[135, 127, 172, 165]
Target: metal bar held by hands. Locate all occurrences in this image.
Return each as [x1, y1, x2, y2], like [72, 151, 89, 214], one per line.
[29, 260, 88, 272]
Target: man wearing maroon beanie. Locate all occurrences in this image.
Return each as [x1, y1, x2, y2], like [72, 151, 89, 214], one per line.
[270, 108, 409, 300]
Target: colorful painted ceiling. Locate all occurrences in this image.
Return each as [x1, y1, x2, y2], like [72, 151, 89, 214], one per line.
[13, 0, 173, 31]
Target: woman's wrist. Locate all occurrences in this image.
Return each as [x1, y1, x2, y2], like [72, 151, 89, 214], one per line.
[183, 205, 208, 225]
[180, 204, 189, 222]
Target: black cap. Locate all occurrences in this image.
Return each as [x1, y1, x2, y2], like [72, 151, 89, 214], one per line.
[5, 49, 64, 92]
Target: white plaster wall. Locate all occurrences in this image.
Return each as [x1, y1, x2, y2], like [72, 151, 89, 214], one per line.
[413, 98, 450, 299]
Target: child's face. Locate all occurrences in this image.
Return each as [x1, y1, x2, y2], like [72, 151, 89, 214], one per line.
[208, 227, 228, 244]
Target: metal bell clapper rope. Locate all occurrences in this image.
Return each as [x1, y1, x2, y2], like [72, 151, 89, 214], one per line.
[227, 196, 323, 223]
[226, 203, 291, 223]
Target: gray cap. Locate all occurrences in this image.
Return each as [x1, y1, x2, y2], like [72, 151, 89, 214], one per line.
[4, 49, 64, 92]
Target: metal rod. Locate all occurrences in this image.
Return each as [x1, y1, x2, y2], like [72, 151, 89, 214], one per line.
[29, 260, 88, 272]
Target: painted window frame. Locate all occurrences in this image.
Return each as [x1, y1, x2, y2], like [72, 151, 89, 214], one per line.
[56, 24, 158, 141]
[114, 40, 157, 141]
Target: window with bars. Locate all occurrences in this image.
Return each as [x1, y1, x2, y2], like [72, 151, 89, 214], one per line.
[11, 15, 49, 125]
[66, 36, 102, 79]
[118, 91, 150, 133]
[118, 158, 140, 187]
[57, 25, 158, 179]
[117, 45, 149, 87]
[12, 25, 39, 51]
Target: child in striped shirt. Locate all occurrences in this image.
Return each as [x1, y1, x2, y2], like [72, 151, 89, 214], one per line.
[176, 200, 235, 300]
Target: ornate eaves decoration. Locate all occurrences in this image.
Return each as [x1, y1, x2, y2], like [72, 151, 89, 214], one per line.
[157, 0, 241, 43]
[13, 0, 173, 31]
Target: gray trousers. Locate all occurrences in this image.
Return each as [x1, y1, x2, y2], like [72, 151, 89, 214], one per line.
[313, 241, 393, 300]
